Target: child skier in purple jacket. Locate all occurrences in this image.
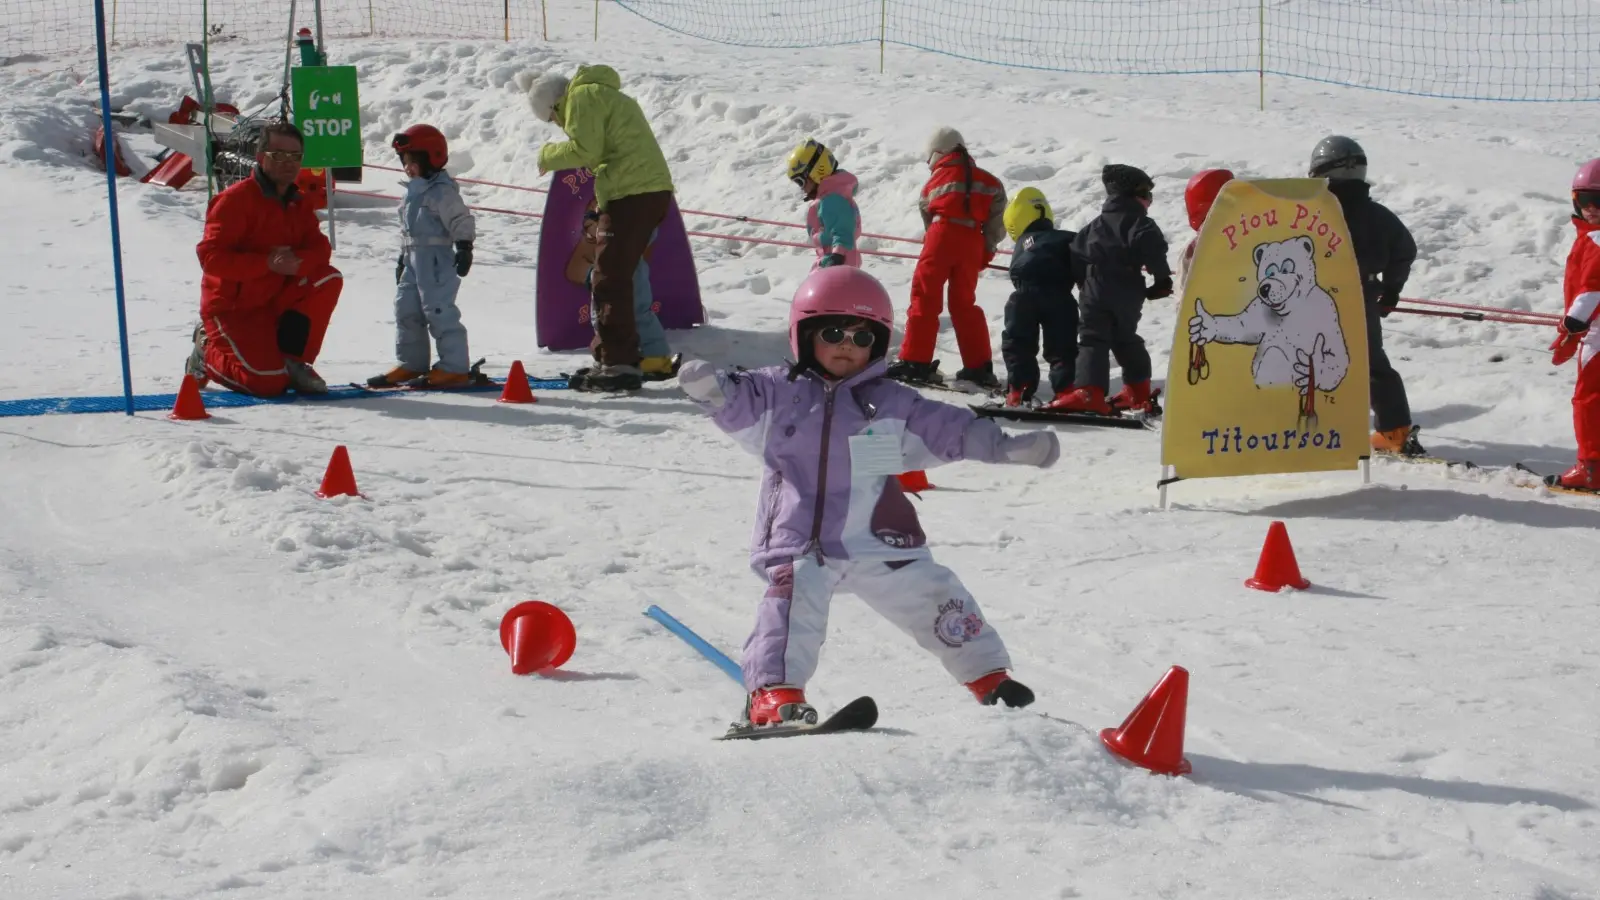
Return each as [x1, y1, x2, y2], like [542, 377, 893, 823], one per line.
[678, 266, 1060, 729]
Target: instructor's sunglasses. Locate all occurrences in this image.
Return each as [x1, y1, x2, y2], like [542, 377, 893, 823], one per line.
[261, 150, 303, 162]
[818, 326, 875, 348]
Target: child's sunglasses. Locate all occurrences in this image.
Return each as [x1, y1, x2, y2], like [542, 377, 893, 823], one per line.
[818, 326, 875, 348]
[1575, 191, 1600, 209]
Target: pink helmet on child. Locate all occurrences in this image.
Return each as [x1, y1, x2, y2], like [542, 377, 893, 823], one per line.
[788, 265, 895, 363]
[1574, 159, 1600, 192]
[1574, 159, 1600, 217]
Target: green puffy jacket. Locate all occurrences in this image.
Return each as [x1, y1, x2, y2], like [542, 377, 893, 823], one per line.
[537, 65, 675, 208]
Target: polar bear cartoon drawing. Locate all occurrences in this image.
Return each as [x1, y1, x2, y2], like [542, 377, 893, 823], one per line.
[1188, 235, 1350, 397]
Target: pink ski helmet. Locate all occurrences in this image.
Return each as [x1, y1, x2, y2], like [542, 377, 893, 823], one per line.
[1185, 169, 1234, 232]
[1573, 159, 1600, 216]
[1573, 159, 1600, 192]
[788, 265, 895, 363]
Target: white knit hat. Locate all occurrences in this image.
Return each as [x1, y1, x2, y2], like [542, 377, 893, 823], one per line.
[925, 126, 965, 160]
[517, 70, 570, 122]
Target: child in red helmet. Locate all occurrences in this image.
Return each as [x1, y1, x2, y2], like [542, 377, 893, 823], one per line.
[1180, 169, 1234, 294]
[1547, 159, 1600, 492]
[368, 124, 478, 389]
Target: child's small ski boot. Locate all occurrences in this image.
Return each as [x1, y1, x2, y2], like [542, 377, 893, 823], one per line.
[966, 670, 1035, 708]
[745, 684, 819, 727]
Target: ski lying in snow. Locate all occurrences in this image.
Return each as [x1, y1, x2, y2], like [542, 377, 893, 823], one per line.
[889, 375, 1003, 399]
[357, 359, 570, 393]
[1512, 466, 1600, 498]
[715, 696, 878, 741]
[969, 403, 1156, 430]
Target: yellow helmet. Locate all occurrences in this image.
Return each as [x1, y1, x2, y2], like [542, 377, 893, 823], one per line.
[785, 139, 837, 188]
[1003, 187, 1052, 242]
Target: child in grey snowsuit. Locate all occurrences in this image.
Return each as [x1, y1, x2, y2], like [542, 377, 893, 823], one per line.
[369, 125, 477, 389]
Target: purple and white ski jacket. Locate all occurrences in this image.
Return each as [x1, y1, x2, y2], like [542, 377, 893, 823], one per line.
[680, 357, 1060, 574]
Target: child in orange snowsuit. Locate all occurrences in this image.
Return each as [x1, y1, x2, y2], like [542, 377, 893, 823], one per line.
[889, 127, 1007, 391]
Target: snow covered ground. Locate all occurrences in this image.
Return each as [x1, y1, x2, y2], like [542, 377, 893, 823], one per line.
[2, 4, 1598, 898]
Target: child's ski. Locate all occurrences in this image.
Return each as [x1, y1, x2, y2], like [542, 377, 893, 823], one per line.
[889, 374, 1004, 400]
[715, 696, 879, 741]
[969, 404, 1156, 431]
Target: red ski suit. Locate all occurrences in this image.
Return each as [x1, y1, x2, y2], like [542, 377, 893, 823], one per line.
[1561, 217, 1600, 461]
[899, 151, 1007, 369]
[197, 170, 342, 396]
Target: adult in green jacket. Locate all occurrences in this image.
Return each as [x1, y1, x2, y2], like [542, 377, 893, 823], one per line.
[520, 65, 676, 392]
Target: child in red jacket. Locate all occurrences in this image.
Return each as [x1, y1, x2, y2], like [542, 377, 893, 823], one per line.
[1180, 169, 1234, 294]
[889, 127, 1007, 391]
[1548, 159, 1600, 492]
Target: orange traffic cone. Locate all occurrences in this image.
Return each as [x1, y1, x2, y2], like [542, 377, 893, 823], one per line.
[314, 445, 362, 499]
[498, 360, 536, 404]
[499, 600, 577, 674]
[1245, 520, 1311, 592]
[1100, 665, 1192, 776]
[897, 470, 932, 493]
[168, 374, 211, 421]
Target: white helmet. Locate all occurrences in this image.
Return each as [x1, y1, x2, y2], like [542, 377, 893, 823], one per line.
[925, 126, 965, 164]
[517, 71, 570, 123]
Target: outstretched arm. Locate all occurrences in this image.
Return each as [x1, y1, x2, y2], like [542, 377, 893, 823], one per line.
[679, 359, 778, 454]
[1191, 297, 1270, 345]
[900, 391, 1059, 471]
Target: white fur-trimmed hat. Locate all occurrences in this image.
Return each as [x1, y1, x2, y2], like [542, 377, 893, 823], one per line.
[516, 70, 570, 122]
[925, 126, 965, 160]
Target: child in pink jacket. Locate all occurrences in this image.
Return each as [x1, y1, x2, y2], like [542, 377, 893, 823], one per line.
[786, 138, 862, 269]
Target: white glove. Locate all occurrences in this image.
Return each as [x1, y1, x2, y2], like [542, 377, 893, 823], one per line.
[999, 431, 1060, 469]
[678, 359, 727, 409]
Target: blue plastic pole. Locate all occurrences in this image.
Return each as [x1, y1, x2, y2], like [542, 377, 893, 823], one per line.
[92, 0, 136, 415]
[643, 605, 743, 685]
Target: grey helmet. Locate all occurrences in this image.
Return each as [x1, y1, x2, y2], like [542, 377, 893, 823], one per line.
[1309, 135, 1367, 181]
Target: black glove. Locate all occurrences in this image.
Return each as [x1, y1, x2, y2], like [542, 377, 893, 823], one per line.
[395, 252, 405, 284]
[1144, 276, 1173, 301]
[819, 252, 845, 269]
[1378, 289, 1401, 318]
[1561, 315, 1590, 335]
[454, 241, 473, 278]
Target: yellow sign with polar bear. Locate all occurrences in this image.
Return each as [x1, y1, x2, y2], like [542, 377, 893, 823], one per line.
[1161, 179, 1369, 481]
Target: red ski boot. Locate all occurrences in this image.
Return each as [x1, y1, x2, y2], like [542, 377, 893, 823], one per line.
[746, 685, 818, 726]
[1046, 385, 1115, 415]
[965, 670, 1036, 708]
[1109, 379, 1152, 412]
[1548, 459, 1600, 493]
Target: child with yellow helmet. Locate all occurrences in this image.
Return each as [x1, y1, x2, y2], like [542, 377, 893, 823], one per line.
[999, 187, 1080, 407]
[785, 139, 862, 270]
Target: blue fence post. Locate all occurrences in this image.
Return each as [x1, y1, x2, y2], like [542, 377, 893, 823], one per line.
[91, 0, 136, 416]
[643, 605, 743, 685]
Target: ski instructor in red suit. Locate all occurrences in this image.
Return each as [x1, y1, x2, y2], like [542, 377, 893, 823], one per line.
[889, 126, 1007, 391]
[186, 122, 343, 396]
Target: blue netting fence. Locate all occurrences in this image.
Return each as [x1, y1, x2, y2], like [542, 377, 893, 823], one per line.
[4, 1, 1591, 102]
[613, 0, 1598, 102]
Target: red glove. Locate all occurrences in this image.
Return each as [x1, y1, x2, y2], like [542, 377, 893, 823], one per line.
[1551, 315, 1589, 366]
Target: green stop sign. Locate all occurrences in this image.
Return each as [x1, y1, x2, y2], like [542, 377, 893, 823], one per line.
[290, 65, 362, 168]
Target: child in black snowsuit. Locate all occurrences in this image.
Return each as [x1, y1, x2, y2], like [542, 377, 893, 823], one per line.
[1000, 188, 1079, 407]
[1054, 164, 1173, 414]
